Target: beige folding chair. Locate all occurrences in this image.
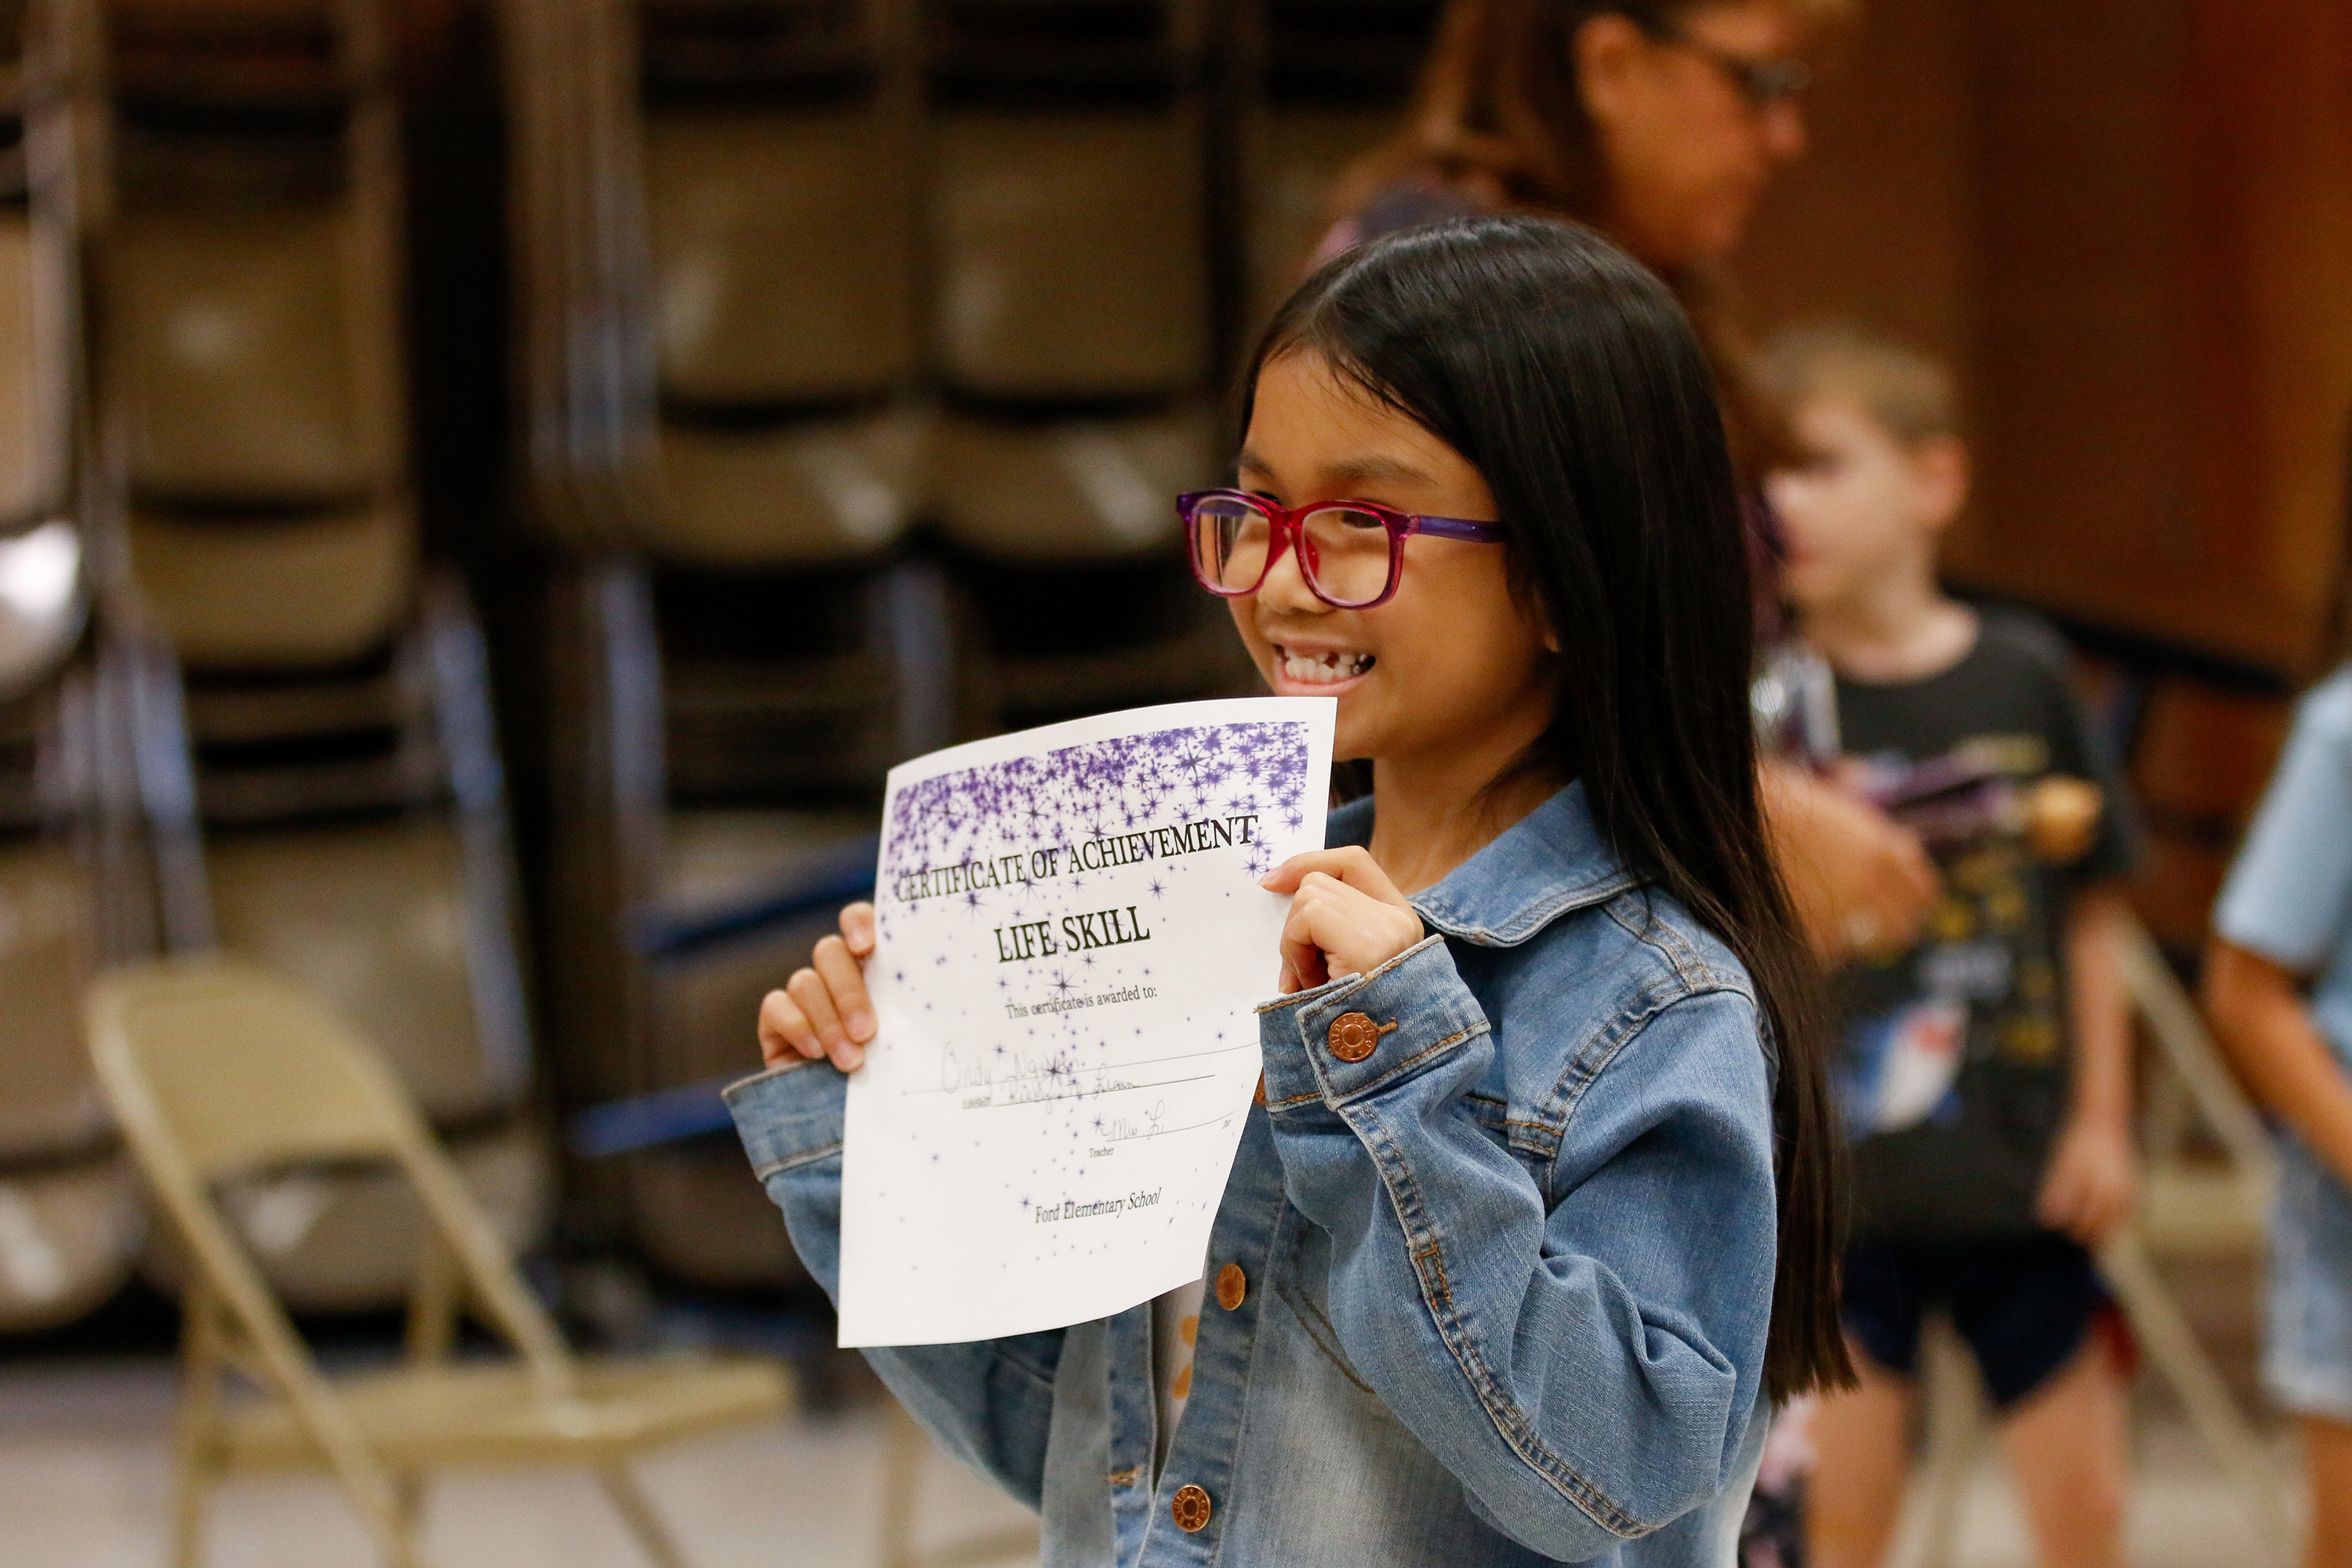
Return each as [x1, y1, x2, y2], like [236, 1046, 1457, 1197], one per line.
[88, 957, 791, 1568]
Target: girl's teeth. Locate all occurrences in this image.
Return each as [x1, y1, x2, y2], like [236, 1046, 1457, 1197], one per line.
[1279, 650, 1372, 684]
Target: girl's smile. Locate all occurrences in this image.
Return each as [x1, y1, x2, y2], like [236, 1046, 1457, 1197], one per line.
[1269, 643, 1375, 691]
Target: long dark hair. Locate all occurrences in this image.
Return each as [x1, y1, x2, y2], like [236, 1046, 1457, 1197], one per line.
[1246, 215, 1849, 1399]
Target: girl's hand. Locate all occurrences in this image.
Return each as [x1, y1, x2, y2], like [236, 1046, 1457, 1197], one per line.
[2035, 1112, 2138, 1245]
[758, 902, 878, 1073]
[1261, 848, 1425, 994]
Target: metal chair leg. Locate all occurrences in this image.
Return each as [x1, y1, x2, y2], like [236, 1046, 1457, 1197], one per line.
[597, 1465, 689, 1568]
[2099, 1232, 2293, 1565]
[877, 1399, 1040, 1568]
[168, 1461, 210, 1568]
[877, 1398, 928, 1568]
[1889, 1316, 1989, 1568]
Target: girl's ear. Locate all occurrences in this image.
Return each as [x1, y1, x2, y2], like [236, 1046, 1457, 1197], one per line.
[1542, 624, 1563, 655]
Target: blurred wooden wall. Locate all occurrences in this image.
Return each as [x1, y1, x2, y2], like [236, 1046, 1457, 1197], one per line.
[1741, 0, 2352, 684]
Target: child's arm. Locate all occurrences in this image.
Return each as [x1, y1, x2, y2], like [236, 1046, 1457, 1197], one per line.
[2202, 674, 2352, 1177]
[2036, 884, 2137, 1243]
[2205, 941, 2352, 1181]
[1260, 855, 1775, 1555]
[736, 908, 1067, 1508]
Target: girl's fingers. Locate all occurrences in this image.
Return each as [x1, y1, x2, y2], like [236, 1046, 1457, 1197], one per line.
[1279, 884, 1333, 992]
[1261, 847, 1410, 909]
[786, 967, 866, 1073]
[839, 902, 878, 958]
[757, 988, 822, 1065]
[812, 935, 876, 1043]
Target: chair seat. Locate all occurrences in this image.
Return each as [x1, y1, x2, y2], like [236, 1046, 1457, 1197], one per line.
[653, 411, 926, 566]
[933, 407, 1211, 560]
[218, 1355, 791, 1472]
[130, 505, 416, 672]
[0, 1154, 144, 1333]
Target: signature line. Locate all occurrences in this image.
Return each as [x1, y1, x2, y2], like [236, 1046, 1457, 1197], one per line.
[1111, 1114, 1232, 1141]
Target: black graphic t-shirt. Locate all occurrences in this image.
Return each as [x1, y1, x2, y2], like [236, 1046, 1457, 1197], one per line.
[1831, 610, 2143, 1243]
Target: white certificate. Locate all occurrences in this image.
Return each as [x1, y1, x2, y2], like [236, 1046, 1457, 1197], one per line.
[837, 697, 1336, 1347]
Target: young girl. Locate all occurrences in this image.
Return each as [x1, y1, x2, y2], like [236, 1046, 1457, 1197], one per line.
[739, 216, 1849, 1566]
[2204, 659, 2352, 1567]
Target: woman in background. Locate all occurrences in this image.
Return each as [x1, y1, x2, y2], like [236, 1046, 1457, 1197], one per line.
[1315, 0, 1939, 970]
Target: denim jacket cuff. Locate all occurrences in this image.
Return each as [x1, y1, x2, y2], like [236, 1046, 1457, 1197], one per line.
[1254, 935, 1490, 1111]
[724, 1058, 848, 1181]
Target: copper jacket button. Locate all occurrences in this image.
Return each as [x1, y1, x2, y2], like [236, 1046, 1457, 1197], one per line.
[1327, 1011, 1385, 1062]
[1171, 1484, 1212, 1532]
[1215, 1262, 1246, 1312]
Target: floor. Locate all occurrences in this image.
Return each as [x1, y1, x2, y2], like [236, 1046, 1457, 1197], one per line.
[0, 1357, 2299, 1568]
[0, 1358, 1039, 1568]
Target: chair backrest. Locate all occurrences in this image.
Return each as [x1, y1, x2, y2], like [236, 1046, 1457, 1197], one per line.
[646, 108, 915, 406]
[86, 958, 572, 1385]
[109, 205, 392, 508]
[931, 112, 1208, 401]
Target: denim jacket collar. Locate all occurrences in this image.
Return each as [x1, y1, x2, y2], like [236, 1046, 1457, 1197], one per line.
[1330, 780, 1643, 949]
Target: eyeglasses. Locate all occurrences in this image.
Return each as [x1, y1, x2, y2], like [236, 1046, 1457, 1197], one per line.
[1178, 489, 1504, 611]
[1659, 31, 1812, 110]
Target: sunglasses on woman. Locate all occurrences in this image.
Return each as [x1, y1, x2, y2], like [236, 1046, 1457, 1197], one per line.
[1178, 489, 1505, 611]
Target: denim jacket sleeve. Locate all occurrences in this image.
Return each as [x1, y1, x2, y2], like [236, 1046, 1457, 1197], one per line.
[1254, 932, 1777, 1559]
[724, 1061, 1067, 1508]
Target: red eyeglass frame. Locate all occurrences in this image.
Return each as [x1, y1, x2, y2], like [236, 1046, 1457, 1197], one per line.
[1176, 489, 1506, 610]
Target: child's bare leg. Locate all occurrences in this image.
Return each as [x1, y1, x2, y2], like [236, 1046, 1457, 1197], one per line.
[2304, 1416, 2352, 1568]
[1999, 1334, 2129, 1568]
[1809, 1345, 1917, 1568]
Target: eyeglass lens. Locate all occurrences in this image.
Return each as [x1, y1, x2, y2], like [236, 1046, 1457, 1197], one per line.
[1189, 498, 1396, 607]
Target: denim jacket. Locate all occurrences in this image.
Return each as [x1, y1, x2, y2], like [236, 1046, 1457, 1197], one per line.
[728, 783, 1778, 1566]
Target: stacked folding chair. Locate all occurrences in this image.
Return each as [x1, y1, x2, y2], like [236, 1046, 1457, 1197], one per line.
[1238, 0, 1442, 333]
[0, 0, 128, 1330]
[97, 0, 543, 1313]
[924, 0, 1250, 728]
[501, 0, 941, 1292]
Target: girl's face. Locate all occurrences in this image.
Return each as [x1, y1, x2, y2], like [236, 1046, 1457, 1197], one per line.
[1231, 351, 1555, 766]
[1576, 0, 1809, 269]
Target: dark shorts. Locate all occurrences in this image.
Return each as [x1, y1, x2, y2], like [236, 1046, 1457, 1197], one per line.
[1840, 1233, 2109, 1410]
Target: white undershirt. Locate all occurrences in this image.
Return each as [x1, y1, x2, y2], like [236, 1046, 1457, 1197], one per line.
[1149, 1275, 1207, 1474]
